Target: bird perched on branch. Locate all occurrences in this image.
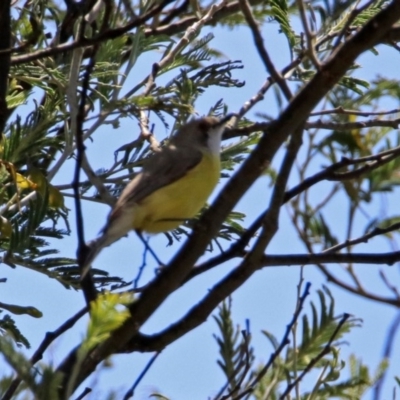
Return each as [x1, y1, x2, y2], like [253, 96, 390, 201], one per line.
[81, 114, 234, 276]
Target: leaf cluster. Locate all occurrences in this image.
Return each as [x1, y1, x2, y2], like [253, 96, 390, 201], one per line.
[1, 0, 400, 398]
[210, 287, 383, 400]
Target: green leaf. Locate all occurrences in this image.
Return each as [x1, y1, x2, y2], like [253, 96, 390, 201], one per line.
[270, 0, 296, 47]
[81, 292, 133, 353]
[0, 302, 42, 318]
[213, 299, 254, 394]
[0, 314, 30, 348]
[339, 76, 370, 95]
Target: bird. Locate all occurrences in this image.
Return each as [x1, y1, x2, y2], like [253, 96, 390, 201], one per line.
[81, 114, 234, 275]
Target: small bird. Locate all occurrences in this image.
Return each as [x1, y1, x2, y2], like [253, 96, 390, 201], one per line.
[82, 114, 234, 274]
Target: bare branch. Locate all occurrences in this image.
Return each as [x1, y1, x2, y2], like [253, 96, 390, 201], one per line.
[317, 264, 400, 307]
[225, 115, 400, 139]
[237, 56, 302, 119]
[239, 0, 292, 101]
[143, 0, 264, 37]
[306, 117, 400, 130]
[122, 352, 160, 400]
[72, 42, 98, 304]
[75, 387, 92, 400]
[310, 107, 400, 117]
[324, 221, 400, 253]
[284, 146, 400, 202]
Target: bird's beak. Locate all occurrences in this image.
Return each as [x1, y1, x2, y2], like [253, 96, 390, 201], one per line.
[215, 113, 237, 127]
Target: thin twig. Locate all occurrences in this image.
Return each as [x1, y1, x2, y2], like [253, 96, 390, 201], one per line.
[379, 270, 400, 300]
[232, 283, 312, 399]
[279, 313, 350, 399]
[1, 307, 88, 400]
[236, 56, 302, 120]
[293, 266, 305, 398]
[56, 1, 400, 388]
[317, 264, 400, 307]
[187, 246, 400, 293]
[72, 41, 98, 304]
[138, 63, 161, 151]
[122, 352, 161, 399]
[0, 0, 11, 134]
[296, 0, 320, 68]
[74, 387, 92, 400]
[310, 107, 400, 117]
[186, 144, 400, 283]
[218, 326, 253, 400]
[81, 153, 115, 206]
[284, 146, 400, 203]
[324, 221, 400, 254]
[306, 117, 400, 130]
[10, 0, 176, 65]
[226, 115, 400, 139]
[238, 0, 292, 101]
[373, 312, 400, 400]
[124, 1, 228, 100]
[332, 0, 373, 48]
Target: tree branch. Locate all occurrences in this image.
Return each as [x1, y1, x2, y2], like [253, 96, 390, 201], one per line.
[0, 0, 11, 133]
[9, 0, 176, 65]
[284, 145, 400, 202]
[56, 1, 400, 392]
[239, 0, 292, 101]
[1, 307, 87, 400]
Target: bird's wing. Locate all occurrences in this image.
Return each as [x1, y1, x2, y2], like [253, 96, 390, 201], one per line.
[113, 145, 203, 210]
[83, 145, 203, 269]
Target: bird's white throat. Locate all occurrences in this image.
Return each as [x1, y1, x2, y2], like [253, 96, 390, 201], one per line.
[206, 126, 225, 155]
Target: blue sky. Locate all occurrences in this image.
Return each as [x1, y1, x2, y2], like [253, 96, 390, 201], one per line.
[2, 9, 400, 400]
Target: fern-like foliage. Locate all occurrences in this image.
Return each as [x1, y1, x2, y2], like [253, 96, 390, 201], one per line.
[0, 314, 30, 349]
[213, 299, 255, 397]
[212, 286, 383, 400]
[0, 335, 63, 400]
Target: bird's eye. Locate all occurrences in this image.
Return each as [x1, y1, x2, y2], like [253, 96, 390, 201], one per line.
[198, 121, 210, 139]
[198, 121, 209, 131]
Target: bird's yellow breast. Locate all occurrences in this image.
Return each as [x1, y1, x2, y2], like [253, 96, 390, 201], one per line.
[132, 152, 220, 233]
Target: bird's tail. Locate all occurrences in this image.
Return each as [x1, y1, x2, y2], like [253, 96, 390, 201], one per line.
[80, 235, 109, 278]
[79, 212, 132, 278]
